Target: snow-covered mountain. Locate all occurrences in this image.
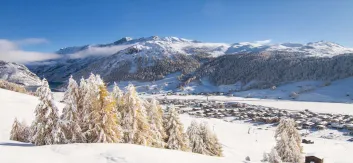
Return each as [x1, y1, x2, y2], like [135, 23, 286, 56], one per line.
[226, 41, 353, 57]
[0, 60, 41, 86]
[27, 36, 353, 89]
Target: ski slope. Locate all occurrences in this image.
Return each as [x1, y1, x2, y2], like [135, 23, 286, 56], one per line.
[1, 88, 353, 163]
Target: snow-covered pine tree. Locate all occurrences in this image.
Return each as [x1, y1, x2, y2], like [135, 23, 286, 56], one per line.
[119, 84, 139, 143]
[112, 82, 123, 100]
[275, 118, 302, 152]
[84, 80, 121, 143]
[199, 122, 223, 156]
[187, 120, 206, 154]
[274, 118, 303, 163]
[133, 100, 153, 146]
[31, 78, 67, 145]
[146, 98, 166, 148]
[76, 77, 87, 126]
[112, 82, 123, 125]
[10, 118, 30, 142]
[268, 147, 282, 163]
[164, 106, 189, 151]
[81, 73, 102, 133]
[60, 76, 86, 143]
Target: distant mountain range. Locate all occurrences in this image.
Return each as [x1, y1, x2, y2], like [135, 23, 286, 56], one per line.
[26, 36, 353, 91]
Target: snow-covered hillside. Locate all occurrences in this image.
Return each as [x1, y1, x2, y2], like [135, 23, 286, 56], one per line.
[26, 36, 353, 102]
[1, 88, 353, 163]
[51, 37, 353, 59]
[227, 41, 353, 57]
[0, 88, 227, 163]
[0, 60, 41, 86]
[28, 36, 353, 83]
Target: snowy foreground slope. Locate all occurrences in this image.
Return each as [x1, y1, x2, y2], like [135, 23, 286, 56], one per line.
[0, 88, 228, 163]
[1, 88, 353, 163]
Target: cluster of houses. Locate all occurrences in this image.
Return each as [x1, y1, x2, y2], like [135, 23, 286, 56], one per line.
[158, 98, 353, 135]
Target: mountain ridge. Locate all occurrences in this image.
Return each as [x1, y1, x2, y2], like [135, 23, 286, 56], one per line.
[27, 36, 353, 91]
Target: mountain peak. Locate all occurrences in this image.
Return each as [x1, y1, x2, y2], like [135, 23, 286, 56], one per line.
[113, 37, 133, 45]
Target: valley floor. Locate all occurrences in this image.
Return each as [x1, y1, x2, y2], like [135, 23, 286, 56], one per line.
[1, 89, 353, 163]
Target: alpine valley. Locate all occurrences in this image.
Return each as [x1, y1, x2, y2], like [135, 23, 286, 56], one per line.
[25, 36, 353, 101]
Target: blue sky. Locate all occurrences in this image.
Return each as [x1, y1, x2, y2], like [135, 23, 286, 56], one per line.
[1, 0, 352, 53]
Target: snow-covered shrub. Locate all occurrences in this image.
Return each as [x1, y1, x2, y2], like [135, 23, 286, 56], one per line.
[10, 118, 30, 142]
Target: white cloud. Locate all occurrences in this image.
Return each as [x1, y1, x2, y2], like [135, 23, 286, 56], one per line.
[69, 44, 134, 59]
[15, 38, 49, 46]
[254, 39, 272, 45]
[0, 39, 60, 63]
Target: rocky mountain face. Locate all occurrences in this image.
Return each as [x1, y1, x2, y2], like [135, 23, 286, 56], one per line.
[27, 36, 353, 90]
[0, 60, 41, 86]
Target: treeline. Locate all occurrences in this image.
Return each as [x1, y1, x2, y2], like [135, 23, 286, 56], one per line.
[9, 74, 222, 157]
[196, 52, 353, 89]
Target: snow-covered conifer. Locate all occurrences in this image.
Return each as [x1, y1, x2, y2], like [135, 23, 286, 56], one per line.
[187, 120, 206, 154]
[275, 118, 302, 151]
[133, 101, 153, 146]
[112, 82, 123, 100]
[199, 122, 223, 156]
[164, 106, 189, 151]
[112, 82, 124, 121]
[119, 84, 139, 143]
[10, 118, 30, 142]
[274, 118, 303, 163]
[77, 77, 88, 122]
[84, 83, 122, 143]
[146, 98, 166, 148]
[60, 76, 86, 143]
[31, 78, 66, 145]
[81, 73, 102, 132]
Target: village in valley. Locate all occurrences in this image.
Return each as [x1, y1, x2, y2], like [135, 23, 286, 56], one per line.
[158, 98, 353, 139]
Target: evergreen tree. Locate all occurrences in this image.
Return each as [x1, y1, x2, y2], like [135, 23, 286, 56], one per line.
[133, 100, 153, 146]
[112, 82, 123, 100]
[31, 78, 66, 145]
[10, 118, 30, 142]
[81, 73, 102, 133]
[164, 106, 189, 151]
[60, 76, 86, 143]
[199, 122, 223, 156]
[119, 84, 139, 143]
[84, 82, 121, 143]
[187, 120, 206, 154]
[275, 118, 302, 151]
[146, 98, 166, 148]
[274, 118, 303, 163]
[77, 77, 88, 125]
[112, 82, 123, 125]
